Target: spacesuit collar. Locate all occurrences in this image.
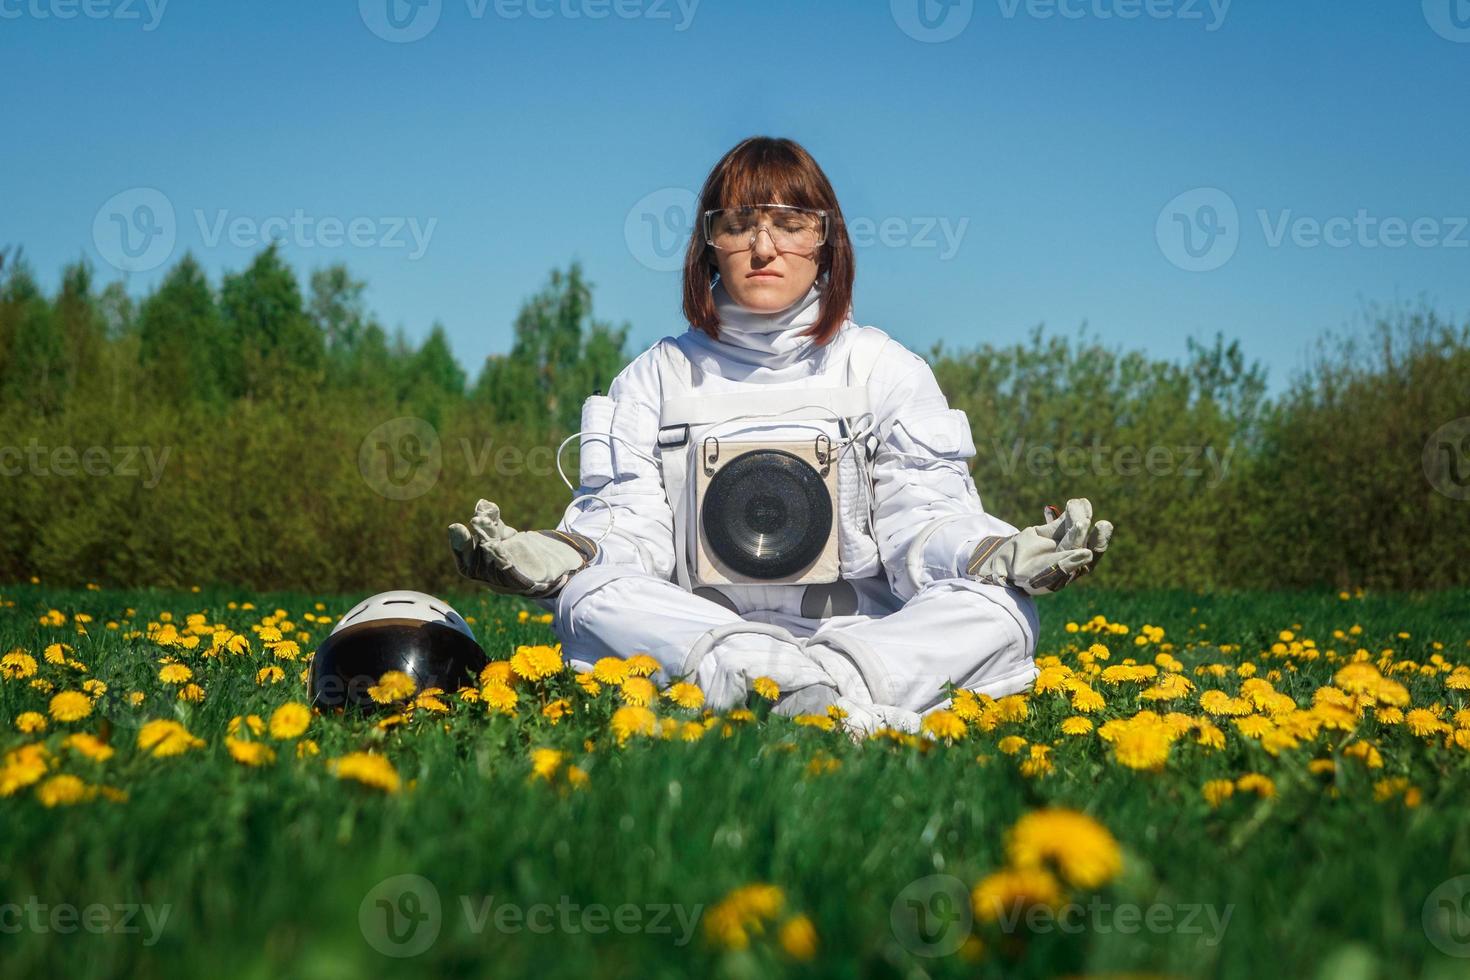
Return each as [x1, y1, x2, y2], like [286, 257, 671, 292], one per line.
[707, 277, 823, 370]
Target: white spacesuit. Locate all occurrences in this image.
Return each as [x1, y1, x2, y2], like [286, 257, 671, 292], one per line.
[448, 277, 1119, 735]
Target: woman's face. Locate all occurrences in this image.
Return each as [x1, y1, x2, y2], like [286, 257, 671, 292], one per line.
[710, 206, 822, 314]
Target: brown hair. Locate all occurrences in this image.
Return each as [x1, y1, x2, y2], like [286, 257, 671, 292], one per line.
[681, 137, 855, 345]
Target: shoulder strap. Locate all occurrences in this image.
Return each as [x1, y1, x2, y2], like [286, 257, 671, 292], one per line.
[845, 326, 891, 388]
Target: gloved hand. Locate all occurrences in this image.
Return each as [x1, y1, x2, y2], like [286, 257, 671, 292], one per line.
[447, 499, 598, 598]
[965, 498, 1113, 596]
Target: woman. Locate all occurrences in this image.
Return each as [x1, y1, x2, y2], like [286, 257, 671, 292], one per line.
[448, 137, 1112, 734]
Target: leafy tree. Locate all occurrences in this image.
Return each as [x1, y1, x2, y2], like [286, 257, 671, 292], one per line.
[137, 254, 227, 407]
[219, 244, 325, 402]
[472, 262, 629, 430]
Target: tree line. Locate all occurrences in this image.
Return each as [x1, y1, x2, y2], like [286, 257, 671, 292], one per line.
[1, 245, 1466, 594]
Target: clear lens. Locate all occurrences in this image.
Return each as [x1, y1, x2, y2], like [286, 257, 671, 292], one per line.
[705, 205, 827, 252]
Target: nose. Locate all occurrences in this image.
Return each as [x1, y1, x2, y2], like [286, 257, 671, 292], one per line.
[751, 225, 779, 261]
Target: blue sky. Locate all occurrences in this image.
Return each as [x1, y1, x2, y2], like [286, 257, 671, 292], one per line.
[4, 0, 1468, 389]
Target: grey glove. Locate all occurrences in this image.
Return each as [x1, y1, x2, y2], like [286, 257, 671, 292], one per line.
[447, 499, 597, 598]
[966, 498, 1113, 596]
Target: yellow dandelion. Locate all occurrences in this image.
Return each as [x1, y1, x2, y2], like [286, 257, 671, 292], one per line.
[482, 682, 519, 715]
[664, 682, 705, 710]
[2, 650, 39, 679]
[1235, 772, 1275, 798]
[1202, 779, 1235, 807]
[1007, 808, 1122, 888]
[255, 665, 285, 685]
[137, 719, 205, 758]
[49, 690, 93, 723]
[1060, 716, 1093, 736]
[778, 914, 818, 961]
[329, 752, 401, 793]
[36, 774, 91, 807]
[62, 733, 114, 762]
[157, 662, 192, 685]
[625, 654, 660, 677]
[529, 747, 564, 781]
[542, 698, 571, 724]
[972, 868, 1062, 923]
[226, 738, 276, 767]
[610, 705, 657, 744]
[592, 657, 630, 685]
[574, 671, 602, 696]
[620, 676, 657, 707]
[16, 711, 47, 734]
[367, 670, 416, 704]
[177, 683, 205, 703]
[705, 883, 785, 949]
[921, 709, 967, 741]
[268, 703, 312, 740]
[752, 676, 780, 701]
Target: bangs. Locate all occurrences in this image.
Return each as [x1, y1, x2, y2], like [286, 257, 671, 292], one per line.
[714, 144, 827, 211]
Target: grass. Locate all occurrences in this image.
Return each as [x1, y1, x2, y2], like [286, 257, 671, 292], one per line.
[2, 581, 1469, 979]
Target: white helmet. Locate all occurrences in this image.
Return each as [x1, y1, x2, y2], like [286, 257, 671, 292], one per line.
[310, 590, 487, 711]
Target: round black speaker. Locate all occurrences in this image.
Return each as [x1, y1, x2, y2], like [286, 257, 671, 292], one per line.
[702, 449, 832, 579]
[309, 619, 488, 713]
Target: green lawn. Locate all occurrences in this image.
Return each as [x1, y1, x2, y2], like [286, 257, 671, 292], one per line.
[2, 582, 1469, 979]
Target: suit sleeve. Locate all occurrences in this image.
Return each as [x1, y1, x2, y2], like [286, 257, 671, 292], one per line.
[554, 346, 677, 581]
[868, 345, 1018, 602]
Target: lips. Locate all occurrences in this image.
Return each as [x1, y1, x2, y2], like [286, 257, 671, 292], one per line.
[746, 271, 782, 279]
